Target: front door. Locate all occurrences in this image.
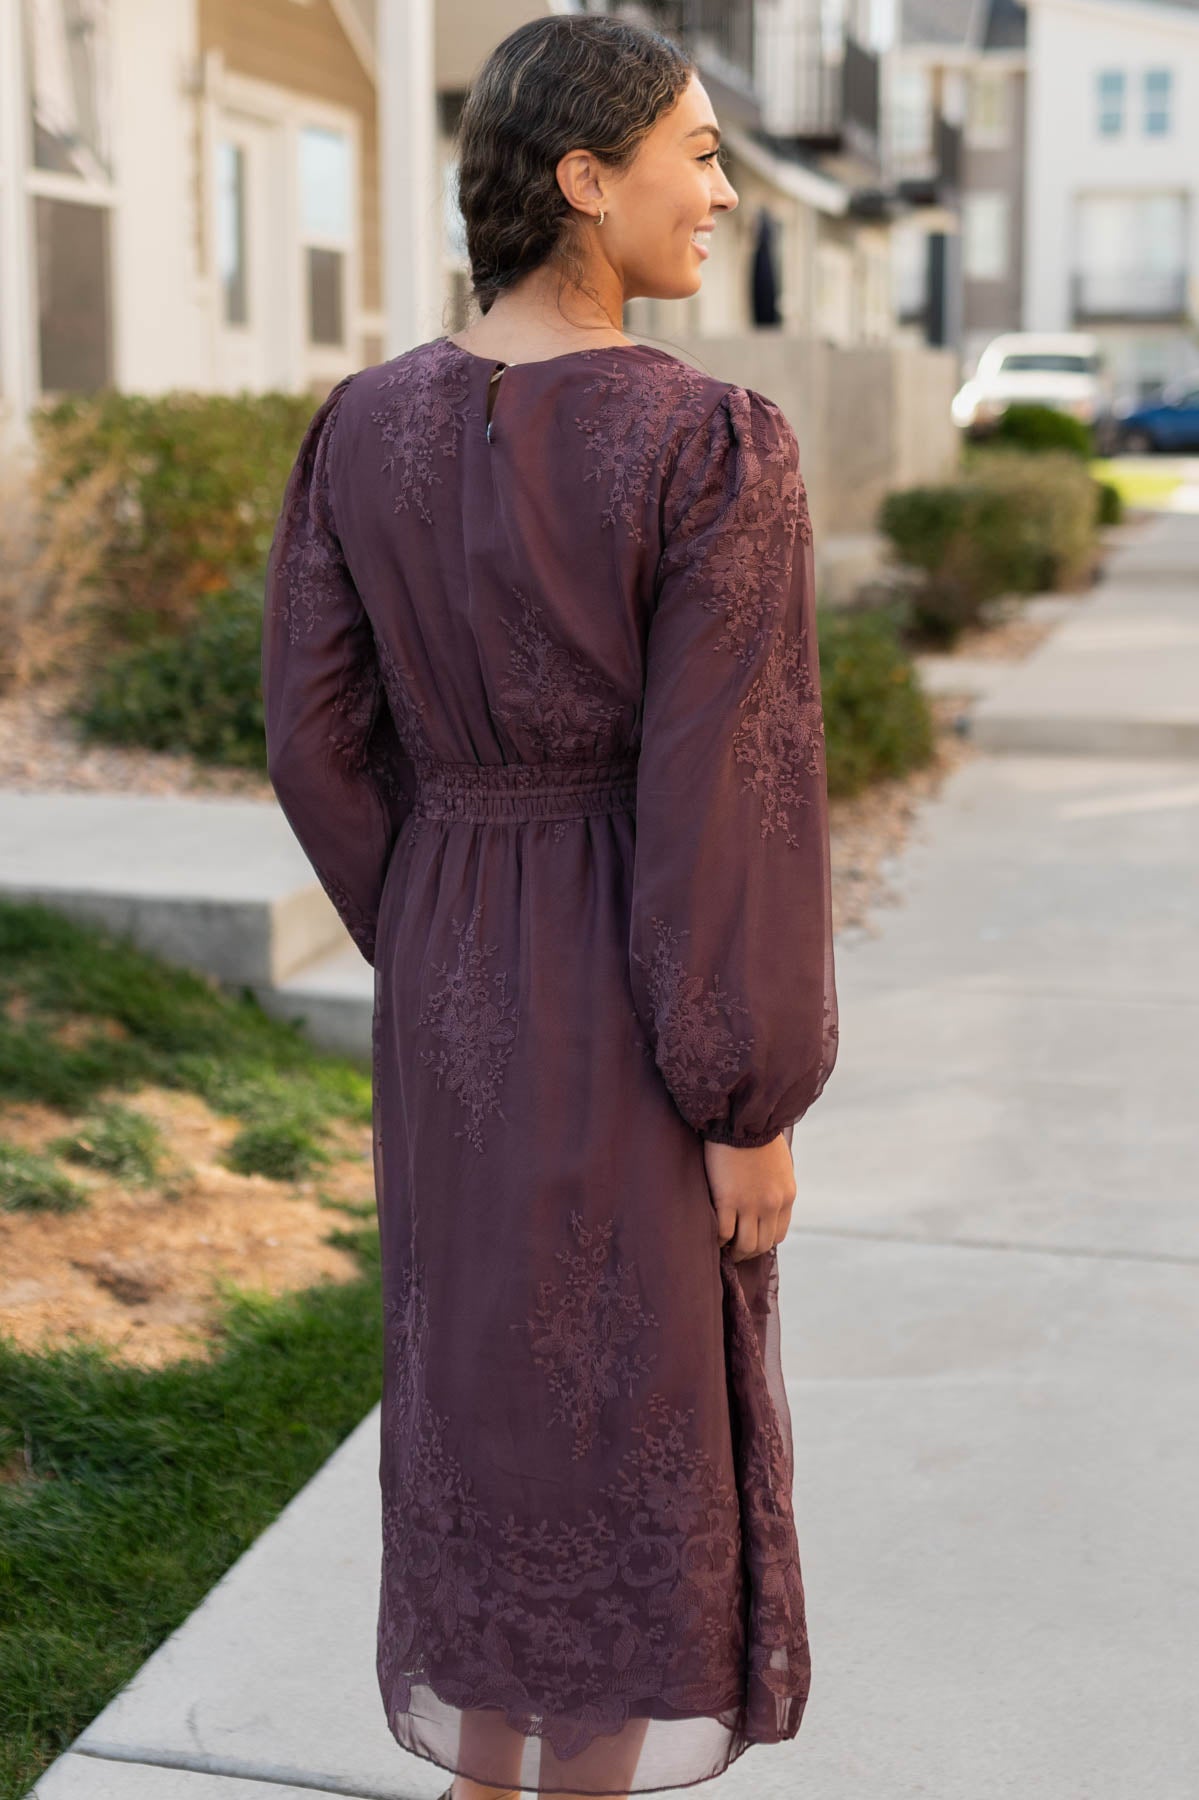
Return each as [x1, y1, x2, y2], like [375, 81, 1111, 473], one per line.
[213, 110, 287, 392]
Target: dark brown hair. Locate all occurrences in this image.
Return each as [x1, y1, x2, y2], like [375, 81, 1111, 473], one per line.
[452, 15, 695, 318]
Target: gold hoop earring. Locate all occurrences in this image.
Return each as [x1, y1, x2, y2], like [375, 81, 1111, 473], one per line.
[595, 208, 605, 226]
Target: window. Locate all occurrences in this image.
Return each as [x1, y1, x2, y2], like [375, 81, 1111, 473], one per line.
[216, 141, 248, 325]
[1074, 191, 1187, 316]
[966, 71, 1008, 147]
[962, 193, 1008, 281]
[34, 194, 113, 391]
[1144, 69, 1172, 135]
[1097, 69, 1124, 135]
[890, 64, 932, 162]
[891, 222, 928, 320]
[27, 0, 113, 179]
[997, 352, 1100, 376]
[23, 0, 114, 393]
[298, 124, 351, 347]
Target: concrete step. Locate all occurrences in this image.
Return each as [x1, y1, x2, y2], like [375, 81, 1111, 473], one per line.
[253, 937, 374, 1061]
[0, 791, 350, 988]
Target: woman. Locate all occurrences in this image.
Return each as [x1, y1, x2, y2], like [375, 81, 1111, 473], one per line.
[261, 15, 838, 1800]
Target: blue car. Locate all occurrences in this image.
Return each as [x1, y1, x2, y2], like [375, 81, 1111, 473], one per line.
[1112, 375, 1199, 452]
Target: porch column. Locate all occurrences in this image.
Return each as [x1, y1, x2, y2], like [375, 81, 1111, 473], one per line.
[378, 0, 441, 355]
[0, 0, 36, 439]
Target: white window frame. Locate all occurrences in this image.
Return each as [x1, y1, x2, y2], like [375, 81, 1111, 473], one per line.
[1143, 67, 1172, 137]
[0, 0, 118, 422]
[965, 69, 1009, 149]
[962, 191, 1009, 282]
[298, 122, 355, 355]
[1096, 68, 1125, 136]
[204, 62, 363, 391]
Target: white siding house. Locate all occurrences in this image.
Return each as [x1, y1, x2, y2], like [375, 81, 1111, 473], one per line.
[0, 0, 391, 442]
[1023, 0, 1199, 397]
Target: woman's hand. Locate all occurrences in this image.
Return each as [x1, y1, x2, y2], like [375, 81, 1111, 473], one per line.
[703, 1132, 797, 1262]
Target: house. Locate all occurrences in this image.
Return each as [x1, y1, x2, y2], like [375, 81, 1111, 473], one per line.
[0, 0, 958, 535]
[884, 0, 1027, 369]
[0, 0, 385, 430]
[1022, 0, 1199, 399]
[460, 0, 901, 350]
[0, 0, 918, 443]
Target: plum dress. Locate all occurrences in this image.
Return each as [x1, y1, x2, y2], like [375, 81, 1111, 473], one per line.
[261, 333, 839, 1796]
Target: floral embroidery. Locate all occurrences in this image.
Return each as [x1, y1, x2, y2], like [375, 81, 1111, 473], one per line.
[371, 340, 473, 524]
[327, 643, 385, 778]
[377, 1259, 752, 1761]
[574, 359, 714, 541]
[630, 917, 754, 1133]
[719, 1248, 811, 1733]
[657, 388, 812, 667]
[732, 622, 827, 849]
[418, 903, 518, 1152]
[521, 1210, 658, 1460]
[269, 374, 355, 646]
[493, 585, 627, 763]
[372, 629, 433, 758]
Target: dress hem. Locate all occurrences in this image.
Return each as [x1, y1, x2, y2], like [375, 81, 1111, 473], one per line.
[382, 1702, 760, 1798]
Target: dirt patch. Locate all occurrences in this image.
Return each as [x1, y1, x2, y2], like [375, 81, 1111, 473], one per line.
[0, 1085, 374, 1369]
[0, 676, 274, 797]
[829, 693, 979, 936]
[951, 606, 1063, 661]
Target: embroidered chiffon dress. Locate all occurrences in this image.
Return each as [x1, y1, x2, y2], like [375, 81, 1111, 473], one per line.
[261, 333, 839, 1797]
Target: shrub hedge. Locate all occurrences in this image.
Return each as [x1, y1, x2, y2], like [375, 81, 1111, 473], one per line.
[879, 449, 1102, 645]
[76, 571, 267, 768]
[820, 605, 936, 796]
[33, 389, 314, 643]
[988, 402, 1095, 458]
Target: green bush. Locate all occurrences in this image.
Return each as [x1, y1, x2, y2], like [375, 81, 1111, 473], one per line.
[877, 481, 1042, 643]
[879, 449, 1100, 645]
[989, 402, 1094, 458]
[32, 388, 314, 644]
[74, 571, 266, 768]
[1095, 479, 1124, 526]
[819, 605, 936, 797]
[968, 449, 1099, 590]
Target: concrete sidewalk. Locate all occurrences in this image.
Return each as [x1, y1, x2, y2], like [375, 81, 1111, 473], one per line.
[25, 511, 1199, 1798]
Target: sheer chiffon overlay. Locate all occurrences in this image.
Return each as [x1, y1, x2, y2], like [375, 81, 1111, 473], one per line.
[261, 335, 839, 1795]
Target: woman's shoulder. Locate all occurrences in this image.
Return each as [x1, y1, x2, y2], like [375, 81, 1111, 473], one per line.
[322, 338, 796, 479]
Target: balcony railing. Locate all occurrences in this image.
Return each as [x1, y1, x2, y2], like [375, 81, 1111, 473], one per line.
[1071, 270, 1188, 322]
[609, 0, 754, 90]
[790, 49, 842, 137]
[894, 115, 961, 203]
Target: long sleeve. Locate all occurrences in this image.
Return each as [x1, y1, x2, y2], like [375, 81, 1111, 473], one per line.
[262, 375, 415, 966]
[628, 385, 838, 1148]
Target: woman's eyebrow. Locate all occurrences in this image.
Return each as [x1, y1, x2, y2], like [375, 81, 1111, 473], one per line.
[684, 124, 722, 143]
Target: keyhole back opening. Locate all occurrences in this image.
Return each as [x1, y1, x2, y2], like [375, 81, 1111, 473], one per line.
[486, 363, 507, 438]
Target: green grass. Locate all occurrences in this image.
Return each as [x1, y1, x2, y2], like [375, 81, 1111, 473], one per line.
[0, 1222, 382, 1800]
[0, 896, 382, 1799]
[0, 897, 371, 1136]
[50, 1100, 167, 1186]
[1090, 457, 1183, 511]
[0, 1145, 88, 1216]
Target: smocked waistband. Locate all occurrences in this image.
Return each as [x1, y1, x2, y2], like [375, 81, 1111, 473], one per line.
[410, 752, 639, 823]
